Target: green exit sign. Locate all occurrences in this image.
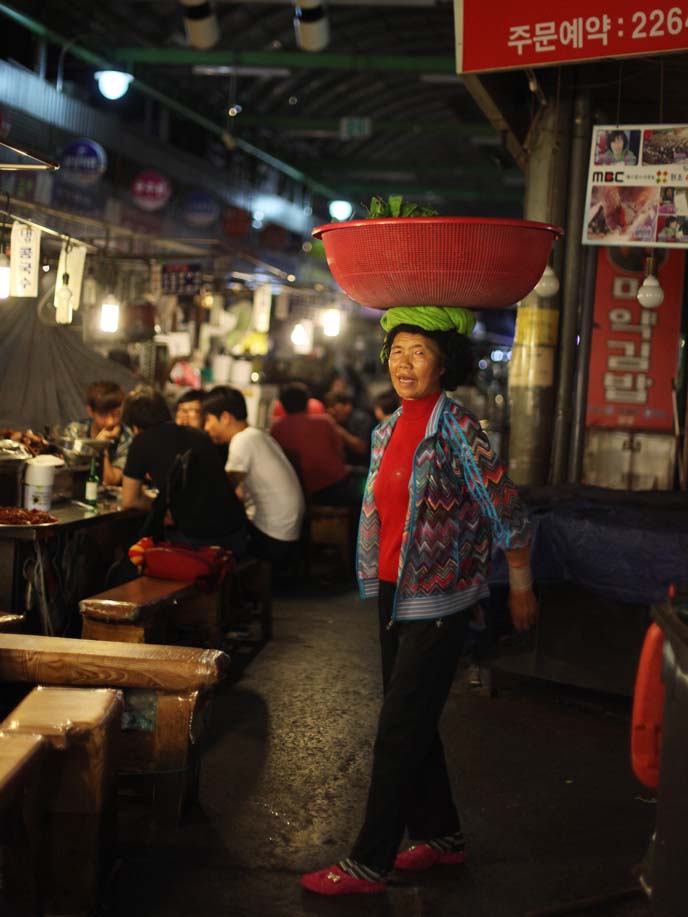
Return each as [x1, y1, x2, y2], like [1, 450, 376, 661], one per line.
[339, 117, 372, 140]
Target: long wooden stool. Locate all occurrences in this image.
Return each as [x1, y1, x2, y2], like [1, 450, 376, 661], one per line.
[79, 561, 272, 648]
[0, 732, 46, 916]
[79, 576, 198, 644]
[0, 633, 230, 826]
[2, 685, 123, 917]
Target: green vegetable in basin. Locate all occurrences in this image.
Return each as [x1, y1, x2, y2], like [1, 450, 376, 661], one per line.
[363, 195, 439, 218]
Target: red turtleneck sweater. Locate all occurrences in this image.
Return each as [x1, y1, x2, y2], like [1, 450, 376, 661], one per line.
[374, 391, 441, 582]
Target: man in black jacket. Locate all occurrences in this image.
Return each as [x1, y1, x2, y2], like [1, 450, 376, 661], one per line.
[121, 385, 247, 555]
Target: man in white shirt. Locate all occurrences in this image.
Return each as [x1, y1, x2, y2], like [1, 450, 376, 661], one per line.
[203, 386, 305, 562]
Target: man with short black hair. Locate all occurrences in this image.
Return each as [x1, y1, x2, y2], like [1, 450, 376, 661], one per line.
[272, 384, 361, 506]
[324, 391, 374, 466]
[175, 389, 204, 428]
[203, 385, 304, 562]
[66, 380, 133, 486]
[121, 385, 247, 552]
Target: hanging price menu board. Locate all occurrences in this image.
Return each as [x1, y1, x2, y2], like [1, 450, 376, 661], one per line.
[455, 1, 688, 73]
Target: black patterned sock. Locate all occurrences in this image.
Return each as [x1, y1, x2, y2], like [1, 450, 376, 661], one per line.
[426, 831, 465, 853]
[338, 858, 386, 882]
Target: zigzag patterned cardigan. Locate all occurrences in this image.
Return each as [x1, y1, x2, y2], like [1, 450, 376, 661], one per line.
[356, 392, 533, 621]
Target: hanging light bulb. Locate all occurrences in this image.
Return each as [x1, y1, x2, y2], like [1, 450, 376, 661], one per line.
[637, 254, 665, 309]
[95, 70, 134, 101]
[637, 275, 664, 309]
[0, 252, 10, 300]
[100, 292, 120, 333]
[55, 271, 74, 324]
[200, 285, 215, 310]
[82, 268, 97, 307]
[534, 264, 560, 298]
[322, 308, 341, 337]
[291, 323, 307, 347]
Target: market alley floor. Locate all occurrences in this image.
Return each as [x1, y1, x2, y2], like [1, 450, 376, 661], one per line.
[108, 578, 655, 917]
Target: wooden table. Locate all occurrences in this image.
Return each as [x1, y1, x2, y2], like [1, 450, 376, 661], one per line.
[0, 499, 144, 635]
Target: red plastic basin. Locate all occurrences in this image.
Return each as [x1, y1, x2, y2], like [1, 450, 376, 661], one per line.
[312, 217, 564, 310]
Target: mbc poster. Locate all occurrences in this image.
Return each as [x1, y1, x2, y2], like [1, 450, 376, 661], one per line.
[586, 247, 684, 431]
[584, 124, 688, 248]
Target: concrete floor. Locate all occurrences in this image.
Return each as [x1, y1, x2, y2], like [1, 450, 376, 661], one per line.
[109, 579, 655, 917]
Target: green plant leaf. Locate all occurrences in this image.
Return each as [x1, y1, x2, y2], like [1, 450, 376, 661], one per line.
[363, 195, 439, 218]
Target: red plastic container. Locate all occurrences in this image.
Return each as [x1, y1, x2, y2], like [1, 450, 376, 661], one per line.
[312, 217, 564, 311]
[631, 622, 665, 790]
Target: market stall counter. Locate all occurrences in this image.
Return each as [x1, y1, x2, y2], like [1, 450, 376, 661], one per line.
[0, 496, 144, 636]
[487, 484, 688, 696]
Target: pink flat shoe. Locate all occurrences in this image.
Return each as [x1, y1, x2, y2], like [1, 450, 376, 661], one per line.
[394, 844, 466, 872]
[301, 865, 387, 896]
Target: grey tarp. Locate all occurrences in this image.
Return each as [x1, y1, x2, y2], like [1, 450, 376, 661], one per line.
[0, 297, 139, 432]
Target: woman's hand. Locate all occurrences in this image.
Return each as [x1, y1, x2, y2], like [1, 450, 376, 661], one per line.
[508, 588, 538, 632]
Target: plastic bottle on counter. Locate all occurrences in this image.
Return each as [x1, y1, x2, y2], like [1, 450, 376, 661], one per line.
[85, 456, 100, 508]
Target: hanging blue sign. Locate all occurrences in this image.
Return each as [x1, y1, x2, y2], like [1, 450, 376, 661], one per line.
[59, 138, 107, 187]
[182, 191, 220, 228]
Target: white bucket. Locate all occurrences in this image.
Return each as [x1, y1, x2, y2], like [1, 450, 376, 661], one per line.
[23, 455, 65, 512]
[212, 353, 233, 383]
[231, 358, 253, 386]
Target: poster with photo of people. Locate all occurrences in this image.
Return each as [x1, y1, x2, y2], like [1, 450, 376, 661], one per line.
[583, 125, 688, 248]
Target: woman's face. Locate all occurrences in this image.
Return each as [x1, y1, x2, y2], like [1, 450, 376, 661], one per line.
[610, 135, 625, 156]
[387, 331, 444, 400]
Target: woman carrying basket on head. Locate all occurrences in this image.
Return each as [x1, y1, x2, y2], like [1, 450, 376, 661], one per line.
[301, 306, 537, 896]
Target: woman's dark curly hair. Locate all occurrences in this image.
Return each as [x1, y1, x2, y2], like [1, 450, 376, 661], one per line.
[381, 323, 475, 389]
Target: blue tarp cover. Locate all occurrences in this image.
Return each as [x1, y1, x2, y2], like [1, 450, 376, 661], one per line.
[491, 486, 688, 605]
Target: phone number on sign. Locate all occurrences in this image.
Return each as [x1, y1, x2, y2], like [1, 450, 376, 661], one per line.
[508, 8, 688, 55]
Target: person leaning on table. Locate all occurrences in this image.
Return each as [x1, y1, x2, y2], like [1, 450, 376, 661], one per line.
[301, 306, 537, 896]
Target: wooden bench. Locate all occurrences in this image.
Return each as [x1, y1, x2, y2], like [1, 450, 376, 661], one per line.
[79, 559, 272, 648]
[79, 576, 198, 645]
[308, 505, 355, 572]
[0, 633, 230, 827]
[225, 556, 272, 642]
[0, 732, 46, 916]
[0, 613, 25, 633]
[2, 685, 123, 917]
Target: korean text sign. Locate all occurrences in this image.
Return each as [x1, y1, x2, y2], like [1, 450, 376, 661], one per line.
[455, 1, 688, 73]
[584, 124, 688, 248]
[586, 248, 683, 431]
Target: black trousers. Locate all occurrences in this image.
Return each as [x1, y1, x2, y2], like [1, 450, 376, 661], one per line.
[349, 582, 467, 874]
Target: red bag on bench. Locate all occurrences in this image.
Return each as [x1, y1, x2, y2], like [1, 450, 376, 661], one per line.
[129, 539, 234, 589]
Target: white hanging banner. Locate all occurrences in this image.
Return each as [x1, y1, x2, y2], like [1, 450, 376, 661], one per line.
[53, 243, 87, 311]
[252, 282, 272, 332]
[9, 221, 41, 297]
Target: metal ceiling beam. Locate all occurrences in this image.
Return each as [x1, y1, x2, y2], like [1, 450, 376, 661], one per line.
[0, 1, 342, 200]
[116, 48, 458, 74]
[461, 73, 527, 171]
[321, 183, 524, 202]
[234, 115, 492, 136]
[293, 159, 522, 179]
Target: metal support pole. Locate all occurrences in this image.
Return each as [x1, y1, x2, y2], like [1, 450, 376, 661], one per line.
[550, 89, 592, 483]
[568, 245, 598, 482]
[508, 84, 571, 484]
[34, 38, 47, 81]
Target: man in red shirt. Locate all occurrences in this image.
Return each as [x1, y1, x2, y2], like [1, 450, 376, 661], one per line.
[271, 382, 361, 506]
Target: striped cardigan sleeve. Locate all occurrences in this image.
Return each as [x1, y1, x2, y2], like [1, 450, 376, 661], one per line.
[444, 410, 533, 550]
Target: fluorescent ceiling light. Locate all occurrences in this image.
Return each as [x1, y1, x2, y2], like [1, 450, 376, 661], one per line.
[192, 65, 291, 78]
[419, 74, 465, 85]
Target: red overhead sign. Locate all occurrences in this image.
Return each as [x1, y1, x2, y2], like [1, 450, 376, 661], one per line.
[586, 248, 684, 431]
[455, 1, 688, 73]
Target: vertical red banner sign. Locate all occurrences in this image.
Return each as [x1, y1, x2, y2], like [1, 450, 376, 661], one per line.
[586, 248, 684, 430]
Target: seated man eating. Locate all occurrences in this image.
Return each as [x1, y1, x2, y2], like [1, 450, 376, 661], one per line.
[66, 380, 132, 486]
[120, 385, 247, 555]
